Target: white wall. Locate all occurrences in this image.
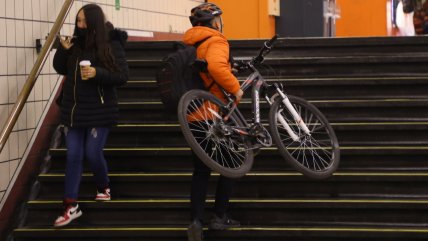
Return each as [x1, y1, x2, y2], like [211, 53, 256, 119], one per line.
[0, 0, 203, 207]
[61, 0, 203, 37]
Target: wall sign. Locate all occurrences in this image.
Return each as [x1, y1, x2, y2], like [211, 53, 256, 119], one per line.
[269, 0, 280, 16]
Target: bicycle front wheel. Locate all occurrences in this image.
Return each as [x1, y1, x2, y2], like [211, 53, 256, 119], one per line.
[269, 95, 340, 179]
[178, 89, 254, 178]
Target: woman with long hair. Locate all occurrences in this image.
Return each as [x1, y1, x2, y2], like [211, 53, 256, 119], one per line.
[52, 3, 128, 227]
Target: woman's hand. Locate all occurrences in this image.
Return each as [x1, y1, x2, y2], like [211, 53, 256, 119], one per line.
[81, 67, 97, 80]
[59, 35, 74, 50]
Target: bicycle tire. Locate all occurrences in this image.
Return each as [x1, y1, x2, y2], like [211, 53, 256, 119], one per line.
[178, 89, 254, 178]
[269, 95, 340, 179]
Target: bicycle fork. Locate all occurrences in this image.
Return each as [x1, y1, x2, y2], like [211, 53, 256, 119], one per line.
[270, 84, 311, 142]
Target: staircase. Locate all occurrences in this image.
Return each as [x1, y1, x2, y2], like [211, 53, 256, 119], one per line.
[10, 36, 428, 241]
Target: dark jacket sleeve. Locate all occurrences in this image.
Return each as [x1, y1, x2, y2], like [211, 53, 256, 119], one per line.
[53, 45, 71, 75]
[93, 41, 129, 86]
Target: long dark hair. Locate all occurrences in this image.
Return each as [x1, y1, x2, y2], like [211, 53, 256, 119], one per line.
[73, 4, 118, 71]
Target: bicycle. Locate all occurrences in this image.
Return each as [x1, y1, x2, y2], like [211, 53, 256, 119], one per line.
[177, 35, 340, 180]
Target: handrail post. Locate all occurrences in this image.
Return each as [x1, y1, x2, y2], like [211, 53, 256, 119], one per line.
[0, 0, 75, 153]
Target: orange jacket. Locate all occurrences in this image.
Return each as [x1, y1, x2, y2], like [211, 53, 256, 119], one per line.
[183, 27, 240, 122]
[183, 26, 241, 102]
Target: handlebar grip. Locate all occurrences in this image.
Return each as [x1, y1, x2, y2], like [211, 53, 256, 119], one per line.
[266, 34, 279, 47]
[251, 34, 280, 65]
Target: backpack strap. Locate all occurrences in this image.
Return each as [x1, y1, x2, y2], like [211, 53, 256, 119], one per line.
[206, 78, 216, 90]
[193, 37, 217, 90]
[193, 37, 235, 92]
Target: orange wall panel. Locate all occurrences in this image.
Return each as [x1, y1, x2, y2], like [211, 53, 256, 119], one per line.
[208, 0, 275, 39]
[336, 0, 388, 37]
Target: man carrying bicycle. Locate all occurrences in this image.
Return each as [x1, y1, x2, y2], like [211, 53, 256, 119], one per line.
[183, 3, 243, 241]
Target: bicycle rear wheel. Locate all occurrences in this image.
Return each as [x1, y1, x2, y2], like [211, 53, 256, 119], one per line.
[178, 89, 254, 178]
[269, 95, 340, 179]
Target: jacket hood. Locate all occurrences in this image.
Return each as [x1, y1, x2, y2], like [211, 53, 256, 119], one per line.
[183, 26, 224, 45]
[110, 29, 128, 46]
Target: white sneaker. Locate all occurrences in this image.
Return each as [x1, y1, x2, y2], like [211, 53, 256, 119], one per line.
[53, 204, 82, 227]
[95, 188, 111, 201]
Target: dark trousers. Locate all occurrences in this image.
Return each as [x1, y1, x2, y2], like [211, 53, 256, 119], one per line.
[190, 152, 235, 222]
[189, 121, 235, 222]
[64, 127, 110, 200]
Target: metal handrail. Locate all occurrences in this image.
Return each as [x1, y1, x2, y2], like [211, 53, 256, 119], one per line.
[0, 0, 75, 153]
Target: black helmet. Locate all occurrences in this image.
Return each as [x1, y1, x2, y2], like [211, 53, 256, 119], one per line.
[189, 3, 223, 26]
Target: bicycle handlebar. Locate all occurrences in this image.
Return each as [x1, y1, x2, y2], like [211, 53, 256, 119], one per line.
[224, 35, 279, 117]
[234, 35, 279, 71]
[251, 34, 279, 66]
[266, 34, 279, 47]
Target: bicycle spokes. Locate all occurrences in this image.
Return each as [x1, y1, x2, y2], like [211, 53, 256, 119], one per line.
[185, 97, 250, 170]
[270, 96, 339, 176]
[277, 108, 333, 170]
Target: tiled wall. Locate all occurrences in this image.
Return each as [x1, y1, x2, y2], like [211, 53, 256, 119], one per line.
[0, 0, 203, 208]
[61, 0, 203, 38]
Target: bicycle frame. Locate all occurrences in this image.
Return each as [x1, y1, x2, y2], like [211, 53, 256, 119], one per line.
[177, 34, 340, 179]
[223, 63, 311, 142]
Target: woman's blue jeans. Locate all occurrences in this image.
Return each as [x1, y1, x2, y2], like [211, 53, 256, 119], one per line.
[64, 127, 110, 200]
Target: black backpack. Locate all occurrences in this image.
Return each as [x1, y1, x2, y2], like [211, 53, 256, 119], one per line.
[402, 0, 415, 13]
[156, 39, 210, 111]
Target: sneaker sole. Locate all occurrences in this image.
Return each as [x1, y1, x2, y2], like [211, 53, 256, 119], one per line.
[54, 211, 82, 227]
[95, 197, 111, 201]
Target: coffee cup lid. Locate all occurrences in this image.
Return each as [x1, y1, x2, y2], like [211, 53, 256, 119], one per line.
[79, 60, 91, 66]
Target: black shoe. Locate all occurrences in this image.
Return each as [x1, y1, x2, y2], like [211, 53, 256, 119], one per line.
[209, 214, 240, 230]
[187, 220, 203, 241]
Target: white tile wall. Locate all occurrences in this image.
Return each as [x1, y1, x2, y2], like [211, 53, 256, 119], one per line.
[23, 1, 33, 20]
[0, 137, 9, 163]
[40, 0, 49, 22]
[0, 48, 7, 75]
[32, 0, 41, 21]
[9, 159, 20, 182]
[42, 75, 52, 100]
[16, 49, 26, 75]
[26, 102, 36, 129]
[0, 0, 204, 208]
[8, 76, 17, 103]
[25, 49, 35, 74]
[0, 0, 5, 18]
[0, 18, 6, 46]
[0, 162, 9, 191]
[0, 105, 11, 132]
[5, 0, 14, 19]
[15, 21, 25, 47]
[8, 132, 18, 160]
[29, 86, 37, 104]
[15, 0, 24, 19]
[24, 22, 34, 47]
[34, 101, 43, 126]
[32, 22, 41, 43]
[0, 77, 8, 105]
[18, 131, 28, 158]
[48, 2, 58, 22]
[7, 48, 17, 75]
[6, 19, 16, 46]
[34, 75, 43, 101]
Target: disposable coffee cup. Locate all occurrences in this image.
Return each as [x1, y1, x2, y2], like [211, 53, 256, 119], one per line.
[79, 60, 91, 80]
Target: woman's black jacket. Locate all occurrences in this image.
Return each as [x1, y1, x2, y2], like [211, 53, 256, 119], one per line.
[53, 29, 129, 127]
